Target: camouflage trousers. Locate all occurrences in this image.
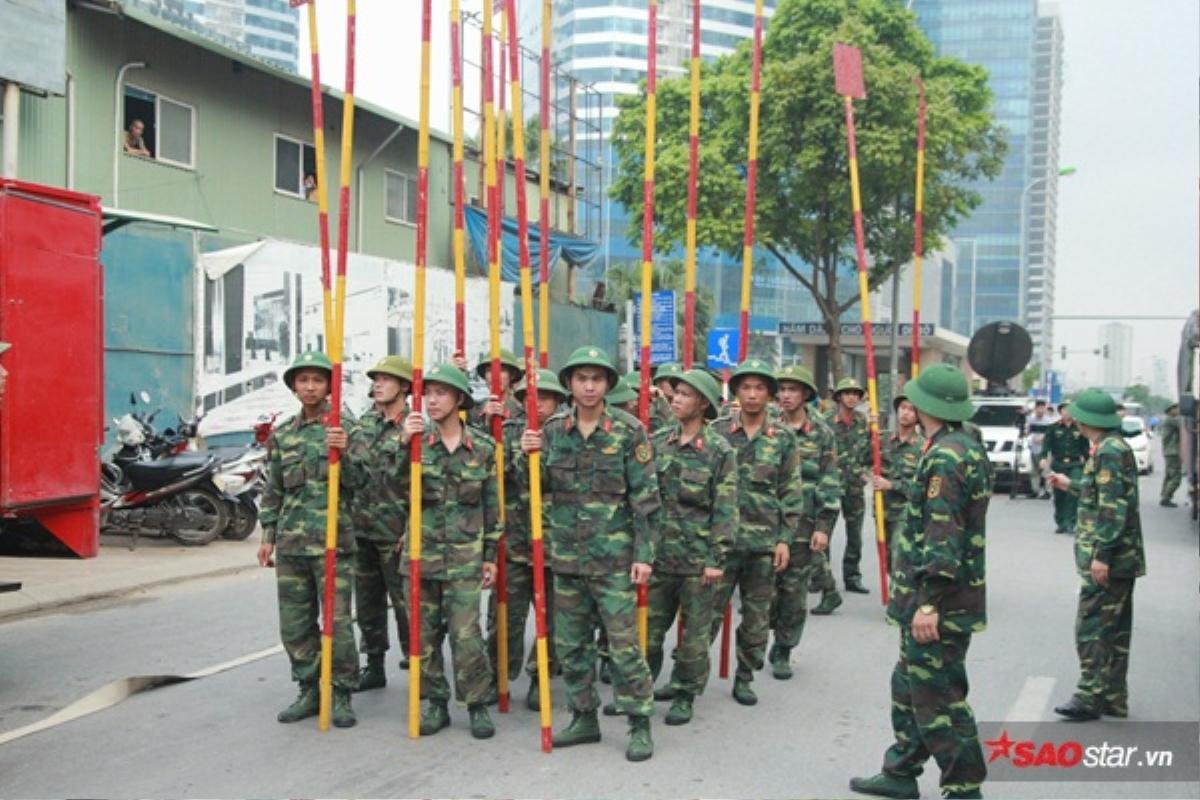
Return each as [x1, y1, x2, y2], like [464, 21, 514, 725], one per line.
[1052, 462, 1083, 528]
[1073, 576, 1134, 714]
[882, 629, 986, 796]
[276, 554, 359, 689]
[769, 539, 814, 650]
[840, 481, 866, 581]
[707, 550, 774, 683]
[880, 508, 905, 576]
[647, 571, 716, 697]
[1162, 454, 1182, 502]
[354, 537, 409, 658]
[554, 572, 653, 717]
[486, 559, 558, 683]
[416, 577, 493, 705]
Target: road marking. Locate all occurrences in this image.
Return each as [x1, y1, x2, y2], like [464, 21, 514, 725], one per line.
[1005, 675, 1056, 722]
[0, 645, 282, 747]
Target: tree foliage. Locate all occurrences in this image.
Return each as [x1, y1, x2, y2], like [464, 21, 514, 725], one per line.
[609, 0, 1006, 378]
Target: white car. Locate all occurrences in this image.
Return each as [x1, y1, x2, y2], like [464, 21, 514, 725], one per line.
[971, 397, 1035, 495]
[1121, 415, 1152, 475]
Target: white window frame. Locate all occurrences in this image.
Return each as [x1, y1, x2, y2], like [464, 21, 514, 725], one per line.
[272, 133, 315, 199]
[384, 168, 418, 226]
[126, 84, 196, 170]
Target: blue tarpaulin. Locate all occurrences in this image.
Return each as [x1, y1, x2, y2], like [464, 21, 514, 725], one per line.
[464, 205, 600, 283]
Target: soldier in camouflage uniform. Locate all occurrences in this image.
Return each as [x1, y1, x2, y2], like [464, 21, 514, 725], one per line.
[851, 364, 990, 800]
[650, 363, 683, 433]
[520, 346, 662, 762]
[824, 377, 873, 594]
[1049, 389, 1145, 721]
[488, 367, 567, 711]
[457, 348, 524, 430]
[644, 369, 737, 725]
[1159, 402, 1182, 507]
[770, 364, 840, 667]
[709, 359, 801, 706]
[1041, 403, 1090, 533]
[257, 351, 362, 728]
[399, 364, 501, 739]
[348, 356, 413, 692]
[871, 394, 925, 574]
[608, 377, 641, 417]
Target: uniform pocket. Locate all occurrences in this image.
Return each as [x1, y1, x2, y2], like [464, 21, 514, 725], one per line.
[546, 454, 577, 492]
[677, 467, 710, 508]
[593, 466, 627, 495]
[457, 478, 484, 505]
[280, 455, 306, 489]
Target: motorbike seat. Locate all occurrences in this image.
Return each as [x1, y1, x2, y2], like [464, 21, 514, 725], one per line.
[124, 453, 214, 490]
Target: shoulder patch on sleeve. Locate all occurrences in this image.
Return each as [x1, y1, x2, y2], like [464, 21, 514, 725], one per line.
[635, 443, 653, 464]
[1097, 468, 1112, 485]
[927, 475, 942, 499]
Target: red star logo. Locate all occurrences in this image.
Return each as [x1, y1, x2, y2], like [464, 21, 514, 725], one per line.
[985, 730, 1015, 763]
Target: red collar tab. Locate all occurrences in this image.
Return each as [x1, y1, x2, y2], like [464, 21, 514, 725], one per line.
[603, 417, 613, 433]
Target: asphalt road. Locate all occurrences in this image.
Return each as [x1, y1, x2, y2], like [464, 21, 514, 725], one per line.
[1, 462, 1196, 799]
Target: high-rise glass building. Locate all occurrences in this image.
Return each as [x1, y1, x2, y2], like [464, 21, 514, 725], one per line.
[130, 0, 300, 72]
[913, 0, 1064, 366]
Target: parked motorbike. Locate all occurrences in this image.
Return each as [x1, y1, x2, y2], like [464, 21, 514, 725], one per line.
[209, 411, 278, 540]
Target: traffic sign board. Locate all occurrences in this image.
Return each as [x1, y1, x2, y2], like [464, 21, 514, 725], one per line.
[707, 328, 739, 369]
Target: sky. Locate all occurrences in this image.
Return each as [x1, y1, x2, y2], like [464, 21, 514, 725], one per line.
[299, 0, 1200, 396]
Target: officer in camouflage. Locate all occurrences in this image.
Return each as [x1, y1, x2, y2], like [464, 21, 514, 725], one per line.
[1041, 403, 1090, 533]
[399, 364, 501, 740]
[824, 377, 873, 594]
[461, 348, 525, 429]
[709, 359, 801, 706]
[488, 367, 567, 711]
[872, 394, 925, 574]
[851, 364, 991, 800]
[644, 368, 737, 725]
[258, 350, 363, 728]
[770, 364, 840, 668]
[520, 346, 662, 762]
[348, 355, 413, 692]
[1049, 389, 1145, 721]
[1159, 402, 1182, 507]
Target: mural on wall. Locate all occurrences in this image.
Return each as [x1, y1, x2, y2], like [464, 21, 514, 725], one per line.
[196, 241, 514, 437]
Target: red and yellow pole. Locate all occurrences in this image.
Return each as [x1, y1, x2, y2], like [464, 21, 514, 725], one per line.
[451, 0, 466, 358]
[911, 78, 926, 379]
[407, 0, 433, 739]
[505, 0, 553, 752]
[538, 0, 552, 369]
[683, 0, 700, 372]
[483, 0, 511, 716]
[833, 43, 888, 603]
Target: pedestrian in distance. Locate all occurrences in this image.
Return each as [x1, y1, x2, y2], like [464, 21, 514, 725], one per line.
[851, 363, 991, 800]
[1159, 402, 1182, 507]
[258, 350, 363, 728]
[1048, 389, 1145, 722]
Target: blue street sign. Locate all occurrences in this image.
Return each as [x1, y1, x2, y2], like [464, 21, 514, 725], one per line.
[707, 327, 739, 370]
[632, 290, 677, 365]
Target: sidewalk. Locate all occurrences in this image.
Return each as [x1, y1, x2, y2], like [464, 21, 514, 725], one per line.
[0, 535, 260, 620]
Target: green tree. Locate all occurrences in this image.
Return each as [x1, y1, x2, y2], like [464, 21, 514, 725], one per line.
[606, 260, 715, 368]
[609, 0, 1005, 380]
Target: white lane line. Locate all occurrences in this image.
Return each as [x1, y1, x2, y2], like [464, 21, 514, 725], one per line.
[1005, 675, 1057, 722]
[0, 644, 283, 747]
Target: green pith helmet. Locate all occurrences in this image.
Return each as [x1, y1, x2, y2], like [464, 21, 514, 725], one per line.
[514, 368, 568, 402]
[833, 376, 865, 397]
[653, 362, 683, 385]
[1069, 388, 1121, 430]
[775, 364, 818, 398]
[475, 348, 524, 381]
[606, 380, 639, 406]
[904, 363, 974, 422]
[559, 345, 620, 390]
[729, 358, 779, 395]
[671, 368, 722, 420]
[624, 369, 644, 390]
[366, 355, 414, 385]
[424, 363, 476, 410]
[284, 350, 333, 390]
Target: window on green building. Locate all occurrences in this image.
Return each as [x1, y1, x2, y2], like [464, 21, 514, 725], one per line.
[384, 169, 418, 225]
[273, 134, 317, 199]
[123, 85, 195, 168]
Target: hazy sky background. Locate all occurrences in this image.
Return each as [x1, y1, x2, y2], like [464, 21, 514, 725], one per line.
[300, 0, 1200, 395]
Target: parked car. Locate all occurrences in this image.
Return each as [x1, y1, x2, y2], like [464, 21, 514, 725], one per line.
[1121, 415, 1152, 475]
[971, 396, 1035, 495]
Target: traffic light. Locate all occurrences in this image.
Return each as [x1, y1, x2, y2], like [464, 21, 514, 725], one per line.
[1060, 346, 1067, 359]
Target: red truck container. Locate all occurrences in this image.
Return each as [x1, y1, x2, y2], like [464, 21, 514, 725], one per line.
[0, 180, 103, 557]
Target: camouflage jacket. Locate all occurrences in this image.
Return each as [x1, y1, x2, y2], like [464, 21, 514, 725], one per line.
[1073, 431, 1145, 579]
[786, 413, 841, 537]
[826, 408, 872, 488]
[260, 407, 362, 556]
[1159, 416, 1181, 457]
[536, 405, 663, 576]
[649, 422, 738, 575]
[880, 429, 925, 522]
[399, 422, 502, 582]
[650, 394, 674, 435]
[711, 415, 802, 554]
[345, 407, 409, 543]
[469, 392, 525, 432]
[1044, 421, 1089, 467]
[887, 424, 991, 633]
[501, 417, 535, 564]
